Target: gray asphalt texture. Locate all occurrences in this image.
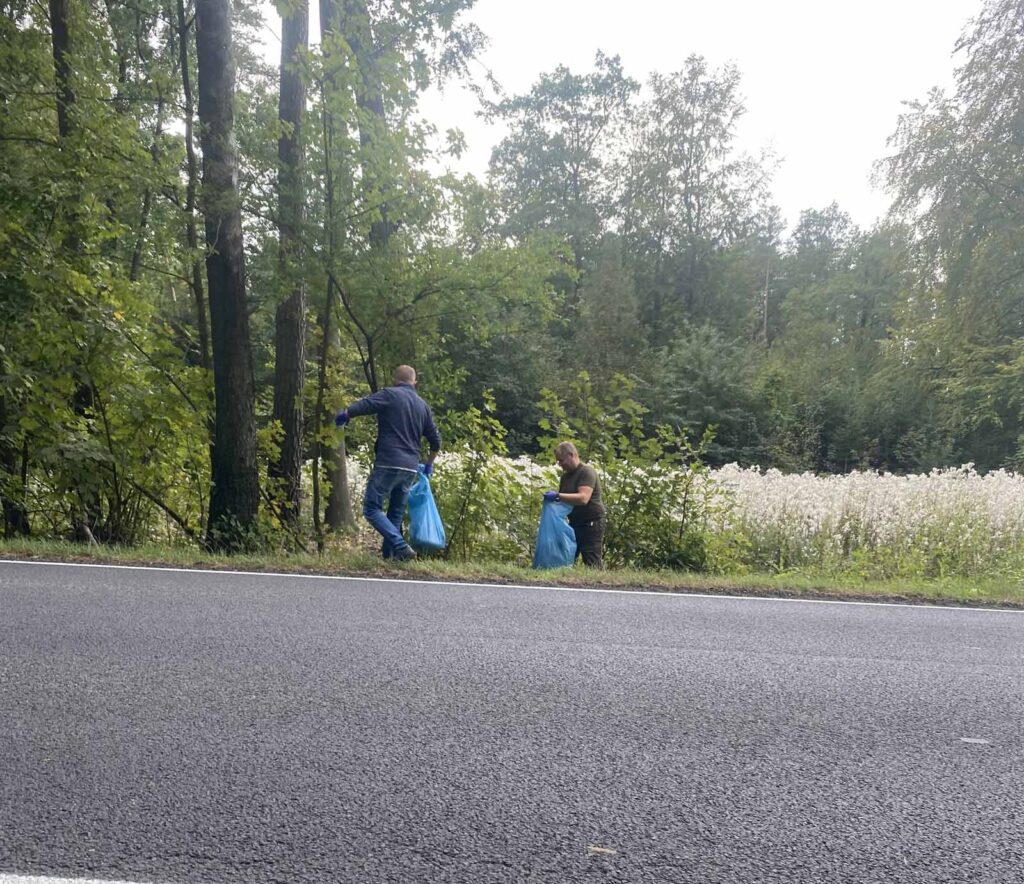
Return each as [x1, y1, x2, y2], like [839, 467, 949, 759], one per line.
[1, 562, 1023, 884]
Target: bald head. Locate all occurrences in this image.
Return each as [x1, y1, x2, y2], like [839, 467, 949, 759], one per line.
[555, 441, 578, 459]
[393, 365, 416, 385]
[554, 441, 581, 472]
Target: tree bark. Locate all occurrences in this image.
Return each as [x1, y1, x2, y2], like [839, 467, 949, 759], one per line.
[324, 433, 354, 531]
[270, 0, 308, 531]
[316, 0, 356, 536]
[195, 0, 259, 549]
[176, 0, 211, 371]
[50, 0, 101, 542]
[340, 0, 394, 248]
[49, 0, 74, 143]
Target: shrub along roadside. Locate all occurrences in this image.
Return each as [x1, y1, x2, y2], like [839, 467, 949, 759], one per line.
[10, 372, 1024, 591]
[2, 538, 1023, 609]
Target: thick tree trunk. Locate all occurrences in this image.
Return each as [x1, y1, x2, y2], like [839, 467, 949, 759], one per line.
[270, 0, 308, 531]
[195, 0, 259, 549]
[50, 0, 100, 542]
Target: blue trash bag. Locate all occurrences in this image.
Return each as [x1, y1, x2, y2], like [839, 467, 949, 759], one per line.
[532, 500, 576, 569]
[408, 467, 446, 551]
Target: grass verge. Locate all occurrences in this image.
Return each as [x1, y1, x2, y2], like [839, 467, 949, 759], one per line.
[1, 537, 1023, 609]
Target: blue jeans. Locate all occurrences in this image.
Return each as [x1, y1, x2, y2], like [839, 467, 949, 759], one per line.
[363, 465, 417, 558]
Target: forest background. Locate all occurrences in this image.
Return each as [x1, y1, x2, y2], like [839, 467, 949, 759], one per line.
[3, 0, 1024, 582]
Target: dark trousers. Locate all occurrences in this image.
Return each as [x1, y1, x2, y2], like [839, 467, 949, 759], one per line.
[572, 518, 605, 568]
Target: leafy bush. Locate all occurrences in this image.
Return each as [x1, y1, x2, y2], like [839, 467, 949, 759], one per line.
[432, 391, 544, 563]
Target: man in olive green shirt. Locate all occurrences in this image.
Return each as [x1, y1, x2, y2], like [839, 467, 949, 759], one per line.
[542, 440, 606, 567]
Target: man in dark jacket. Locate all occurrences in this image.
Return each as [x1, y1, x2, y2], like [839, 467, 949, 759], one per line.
[335, 365, 441, 561]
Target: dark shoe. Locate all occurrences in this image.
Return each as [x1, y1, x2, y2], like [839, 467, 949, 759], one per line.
[392, 545, 417, 562]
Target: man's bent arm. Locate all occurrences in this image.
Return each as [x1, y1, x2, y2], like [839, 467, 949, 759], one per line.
[558, 485, 593, 506]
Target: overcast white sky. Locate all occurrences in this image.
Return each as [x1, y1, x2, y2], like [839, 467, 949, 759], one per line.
[263, 0, 979, 233]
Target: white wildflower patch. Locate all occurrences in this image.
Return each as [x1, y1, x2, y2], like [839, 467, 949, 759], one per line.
[709, 463, 1024, 575]
[322, 449, 1024, 576]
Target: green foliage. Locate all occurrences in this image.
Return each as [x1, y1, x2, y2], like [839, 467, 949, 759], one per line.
[432, 391, 535, 563]
[647, 323, 763, 465]
[572, 237, 648, 391]
[878, 0, 1024, 470]
[489, 51, 638, 268]
[0, 0, 220, 544]
[601, 425, 724, 571]
[751, 223, 913, 472]
[621, 56, 781, 344]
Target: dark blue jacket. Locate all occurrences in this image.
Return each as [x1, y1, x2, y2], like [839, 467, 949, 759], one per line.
[347, 383, 441, 472]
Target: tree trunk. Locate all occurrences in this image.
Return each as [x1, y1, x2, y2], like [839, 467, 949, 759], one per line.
[315, 0, 356, 537]
[341, 0, 394, 248]
[330, 0, 390, 392]
[321, 0, 393, 527]
[176, 0, 211, 371]
[49, 0, 81, 252]
[270, 0, 308, 531]
[195, 0, 259, 549]
[50, 0, 100, 542]
[324, 435, 354, 531]
[49, 0, 74, 143]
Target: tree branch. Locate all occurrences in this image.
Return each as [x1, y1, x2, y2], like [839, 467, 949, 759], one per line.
[0, 134, 59, 148]
[126, 477, 200, 542]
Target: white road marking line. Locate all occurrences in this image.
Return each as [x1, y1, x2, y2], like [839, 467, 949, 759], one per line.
[1, 558, 1022, 613]
[0, 876, 156, 884]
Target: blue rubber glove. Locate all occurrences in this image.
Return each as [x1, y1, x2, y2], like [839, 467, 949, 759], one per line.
[422, 462, 434, 478]
[334, 409, 349, 428]
[542, 490, 559, 502]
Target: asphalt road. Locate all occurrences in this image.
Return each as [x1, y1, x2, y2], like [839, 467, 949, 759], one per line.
[1, 561, 1023, 884]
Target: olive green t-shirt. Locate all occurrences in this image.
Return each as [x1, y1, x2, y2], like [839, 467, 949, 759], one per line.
[558, 463, 605, 526]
